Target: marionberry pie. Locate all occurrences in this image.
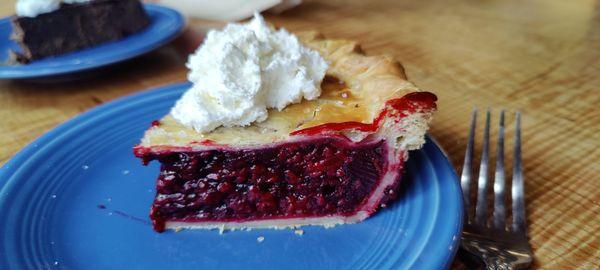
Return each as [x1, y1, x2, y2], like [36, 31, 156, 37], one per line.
[134, 32, 437, 232]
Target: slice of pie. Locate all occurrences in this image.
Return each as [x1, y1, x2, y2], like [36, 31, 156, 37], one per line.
[11, 0, 149, 63]
[134, 32, 437, 232]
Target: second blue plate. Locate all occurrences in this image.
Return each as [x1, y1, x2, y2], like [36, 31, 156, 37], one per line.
[0, 4, 185, 79]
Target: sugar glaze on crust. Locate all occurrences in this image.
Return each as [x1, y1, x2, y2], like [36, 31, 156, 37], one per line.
[136, 31, 436, 149]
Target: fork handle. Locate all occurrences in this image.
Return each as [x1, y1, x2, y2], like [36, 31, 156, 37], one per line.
[482, 255, 532, 270]
[483, 257, 512, 270]
[458, 249, 532, 270]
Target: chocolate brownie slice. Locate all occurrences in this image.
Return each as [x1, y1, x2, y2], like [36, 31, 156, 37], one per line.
[11, 0, 149, 63]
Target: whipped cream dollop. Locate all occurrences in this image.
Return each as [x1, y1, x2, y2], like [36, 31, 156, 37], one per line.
[16, 0, 91, 18]
[171, 13, 328, 133]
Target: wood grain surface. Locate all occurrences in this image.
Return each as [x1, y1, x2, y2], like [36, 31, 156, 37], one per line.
[1, 0, 598, 269]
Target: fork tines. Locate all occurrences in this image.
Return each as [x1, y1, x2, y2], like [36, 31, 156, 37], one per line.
[460, 109, 526, 233]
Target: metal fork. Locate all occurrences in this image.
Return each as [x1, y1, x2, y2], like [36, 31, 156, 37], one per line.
[459, 109, 533, 269]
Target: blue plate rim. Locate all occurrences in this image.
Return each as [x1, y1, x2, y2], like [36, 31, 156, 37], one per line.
[422, 136, 464, 269]
[0, 4, 185, 79]
[0, 83, 464, 269]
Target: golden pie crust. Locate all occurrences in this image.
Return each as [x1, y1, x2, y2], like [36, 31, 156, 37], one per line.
[139, 32, 426, 147]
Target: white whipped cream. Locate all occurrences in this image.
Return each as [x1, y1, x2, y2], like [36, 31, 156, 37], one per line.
[16, 0, 92, 18]
[171, 13, 328, 133]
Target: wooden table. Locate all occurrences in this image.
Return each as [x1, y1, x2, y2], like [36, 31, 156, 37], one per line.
[1, 0, 598, 269]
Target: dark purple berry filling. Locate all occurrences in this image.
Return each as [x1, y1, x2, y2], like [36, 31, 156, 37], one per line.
[145, 138, 388, 232]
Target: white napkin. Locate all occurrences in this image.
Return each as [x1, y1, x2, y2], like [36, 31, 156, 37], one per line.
[155, 0, 302, 21]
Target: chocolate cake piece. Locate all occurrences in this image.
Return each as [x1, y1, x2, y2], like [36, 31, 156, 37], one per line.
[11, 0, 150, 63]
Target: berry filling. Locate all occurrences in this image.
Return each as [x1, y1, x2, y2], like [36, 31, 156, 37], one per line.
[143, 137, 392, 232]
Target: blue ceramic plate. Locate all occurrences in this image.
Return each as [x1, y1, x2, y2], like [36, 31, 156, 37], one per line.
[0, 83, 463, 270]
[0, 4, 184, 79]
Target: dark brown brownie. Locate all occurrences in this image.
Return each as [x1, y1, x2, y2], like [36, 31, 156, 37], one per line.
[11, 0, 150, 63]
